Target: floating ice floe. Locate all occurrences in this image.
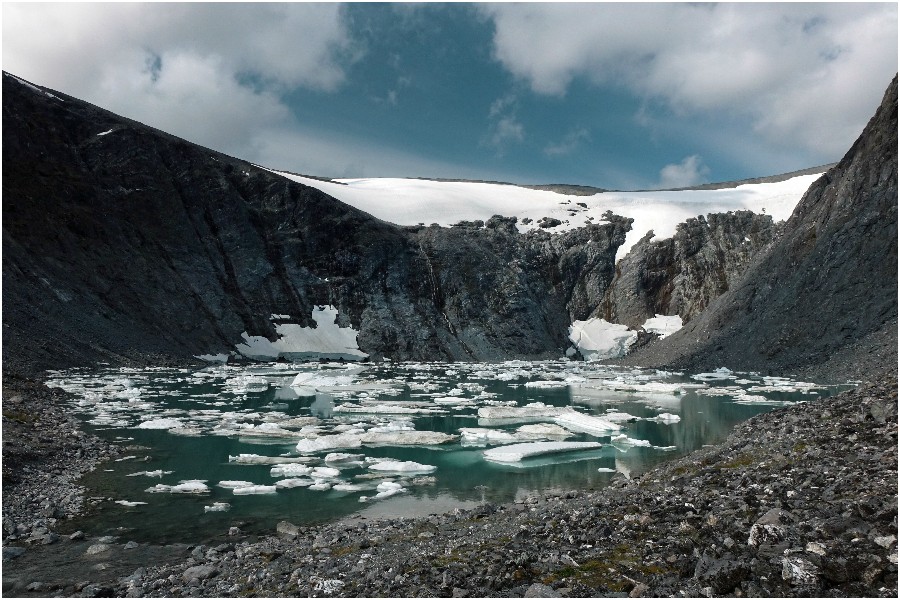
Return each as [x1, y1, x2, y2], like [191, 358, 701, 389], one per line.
[229, 454, 315, 465]
[223, 375, 270, 394]
[360, 481, 407, 502]
[516, 423, 573, 439]
[333, 403, 446, 415]
[290, 365, 368, 389]
[126, 470, 172, 478]
[324, 453, 365, 464]
[610, 435, 677, 451]
[524, 380, 569, 389]
[295, 433, 363, 453]
[367, 460, 437, 475]
[135, 418, 183, 429]
[691, 368, 737, 381]
[554, 411, 622, 435]
[114, 500, 148, 507]
[459, 428, 519, 446]
[597, 467, 617, 473]
[204, 502, 231, 512]
[359, 430, 458, 446]
[477, 402, 567, 421]
[217, 480, 256, 489]
[311, 466, 341, 478]
[233, 485, 278, 495]
[145, 480, 210, 494]
[483, 441, 604, 463]
[270, 464, 313, 477]
[275, 478, 315, 489]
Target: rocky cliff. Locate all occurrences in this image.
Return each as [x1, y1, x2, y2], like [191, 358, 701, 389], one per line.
[1, 72, 630, 374]
[601, 211, 779, 328]
[623, 76, 898, 381]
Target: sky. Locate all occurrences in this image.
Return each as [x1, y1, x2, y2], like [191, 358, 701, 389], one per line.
[3, 2, 897, 190]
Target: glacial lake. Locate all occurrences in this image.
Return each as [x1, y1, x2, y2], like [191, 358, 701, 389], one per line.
[47, 361, 849, 544]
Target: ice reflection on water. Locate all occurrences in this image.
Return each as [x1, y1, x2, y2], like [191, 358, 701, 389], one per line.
[46, 361, 848, 543]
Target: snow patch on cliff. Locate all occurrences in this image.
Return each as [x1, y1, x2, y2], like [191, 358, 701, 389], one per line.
[235, 305, 367, 361]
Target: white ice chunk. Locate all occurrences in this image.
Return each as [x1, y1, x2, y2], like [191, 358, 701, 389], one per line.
[610, 434, 653, 447]
[641, 314, 683, 339]
[691, 367, 737, 381]
[359, 430, 457, 446]
[204, 502, 231, 512]
[459, 428, 519, 445]
[229, 454, 315, 465]
[324, 453, 365, 464]
[483, 441, 604, 463]
[515, 423, 574, 439]
[114, 500, 147, 507]
[135, 418, 183, 429]
[270, 464, 314, 477]
[568, 318, 637, 360]
[217, 480, 257, 489]
[295, 433, 362, 453]
[290, 365, 368, 389]
[311, 466, 341, 478]
[126, 470, 172, 478]
[223, 375, 270, 394]
[360, 480, 407, 502]
[145, 480, 210, 494]
[275, 478, 315, 489]
[477, 402, 567, 421]
[654, 413, 681, 423]
[554, 411, 622, 435]
[232, 485, 278, 495]
[367, 460, 437, 474]
[237, 306, 368, 361]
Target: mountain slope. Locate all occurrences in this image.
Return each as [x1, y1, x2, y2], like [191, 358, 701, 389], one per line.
[623, 76, 898, 381]
[1, 72, 630, 374]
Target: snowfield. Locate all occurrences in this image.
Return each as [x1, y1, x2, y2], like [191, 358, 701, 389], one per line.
[267, 170, 822, 259]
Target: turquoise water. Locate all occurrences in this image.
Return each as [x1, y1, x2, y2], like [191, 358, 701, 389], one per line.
[47, 361, 847, 544]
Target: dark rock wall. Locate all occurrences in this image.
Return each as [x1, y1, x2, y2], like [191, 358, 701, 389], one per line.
[2, 73, 630, 374]
[602, 211, 779, 328]
[623, 76, 898, 379]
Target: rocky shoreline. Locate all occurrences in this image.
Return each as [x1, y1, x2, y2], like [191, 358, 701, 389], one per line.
[3, 374, 895, 598]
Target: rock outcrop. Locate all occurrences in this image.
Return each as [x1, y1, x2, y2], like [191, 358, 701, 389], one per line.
[1, 72, 630, 373]
[623, 76, 898, 381]
[601, 210, 779, 328]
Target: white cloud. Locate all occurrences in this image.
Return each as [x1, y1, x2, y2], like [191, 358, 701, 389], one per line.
[544, 128, 591, 157]
[483, 94, 525, 155]
[1, 3, 356, 156]
[481, 3, 898, 161]
[658, 155, 710, 189]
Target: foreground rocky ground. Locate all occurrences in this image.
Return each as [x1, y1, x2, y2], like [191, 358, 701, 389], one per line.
[3, 375, 896, 598]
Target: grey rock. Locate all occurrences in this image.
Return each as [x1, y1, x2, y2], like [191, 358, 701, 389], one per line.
[182, 565, 218, 584]
[85, 543, 110, 555]
[525, 583, 561, 597]
[276, 521, 300, 537]
[2, 546, 26, 561]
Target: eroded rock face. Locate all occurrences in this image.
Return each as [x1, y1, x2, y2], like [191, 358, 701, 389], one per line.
[623, 75, 898, 380]
[1, 72, 630, 371]
[601, 211, 779, 328]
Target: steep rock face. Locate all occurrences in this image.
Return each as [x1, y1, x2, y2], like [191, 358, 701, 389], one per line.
[624, 76, 898, 379]
[602, 211, 779, 328]
[1, 73, 630, 373]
